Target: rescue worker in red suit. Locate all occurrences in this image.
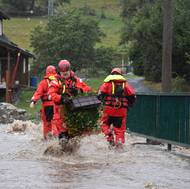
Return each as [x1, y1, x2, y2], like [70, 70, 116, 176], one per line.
[48, 60, 91, 142]
[98, 68, 136, 148]
[30, 65, 57, 139]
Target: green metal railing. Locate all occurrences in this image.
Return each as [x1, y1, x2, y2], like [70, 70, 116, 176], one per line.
[127, 93, 190, 147]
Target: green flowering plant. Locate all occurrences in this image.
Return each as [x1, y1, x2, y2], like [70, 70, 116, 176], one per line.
[64, 92, 101, 137]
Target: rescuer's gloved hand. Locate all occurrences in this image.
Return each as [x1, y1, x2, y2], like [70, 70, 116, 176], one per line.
[61, 94, 71, 105]
[97, 92, 106, 102]
[127, 95, 136, 107]
[61, 94, 65, 104]
[70, 86, 78, 96]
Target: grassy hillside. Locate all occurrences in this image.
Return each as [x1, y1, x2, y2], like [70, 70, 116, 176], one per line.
[4, 17, 47, 51]
[3, 0, 123, 51]
[70, 0, 123, 48]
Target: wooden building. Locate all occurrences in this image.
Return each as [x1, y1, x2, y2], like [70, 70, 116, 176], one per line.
[0, 10, 34, 102]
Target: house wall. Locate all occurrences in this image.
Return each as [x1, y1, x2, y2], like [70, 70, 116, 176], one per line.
[16, 56, 29, 86]
[0, 47, 31, 102]
[0, 46, 8, 83]
[0, 46, 30, 87]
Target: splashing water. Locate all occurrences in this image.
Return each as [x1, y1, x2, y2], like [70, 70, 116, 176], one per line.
[0, 120, 190, 189]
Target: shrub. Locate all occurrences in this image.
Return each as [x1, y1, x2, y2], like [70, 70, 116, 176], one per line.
[172, 76, 188, 92]
[65, 107, 100, 137]
[61, 93, 101, 137]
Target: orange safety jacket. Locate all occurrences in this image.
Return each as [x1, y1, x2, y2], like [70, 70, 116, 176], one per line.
[48, 71, 91, 104]
[31, 75, 56, 105]
[99, 75, 135, 115]
[63, 71, 91, 96]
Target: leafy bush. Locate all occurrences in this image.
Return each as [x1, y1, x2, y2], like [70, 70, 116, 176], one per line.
[65, 107, 100, 137]
[121, 0, 190, 82]
[88, 47, 115, 76]
[172, 76, 188, 92]
[79, 5, 96, 16]
[31, 9, 104, 74]
[60, 92, 101, 137]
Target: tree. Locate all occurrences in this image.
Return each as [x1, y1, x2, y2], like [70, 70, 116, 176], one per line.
[121, 0, 156, 20]
[121, 0, 162, 81]
[1, 0, 32, 11]
[0, 0, 70, 15]
[31, 9, 104, 74]
[172, 0, 190, 82]
[162, 0, 173, 92]
[121, 0, 190, 82]
[91, 47, 115, 75]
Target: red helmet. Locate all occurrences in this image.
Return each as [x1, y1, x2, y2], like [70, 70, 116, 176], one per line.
[58, 60, 71, 72]
[46, 65, 56, 75]
[111, 68, 122, 75]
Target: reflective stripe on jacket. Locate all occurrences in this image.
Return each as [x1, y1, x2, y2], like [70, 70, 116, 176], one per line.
[99, 74, 135, 109]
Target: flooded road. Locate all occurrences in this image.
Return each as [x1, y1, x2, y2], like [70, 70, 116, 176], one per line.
[127, 76, 152, 93]
[0, 121, 190, 189]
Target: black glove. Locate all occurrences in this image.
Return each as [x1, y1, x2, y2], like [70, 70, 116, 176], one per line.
[61, 94, 71, 105]
[70, 86, 78, 96]
[61, 94, 65, 104]
[127, 95, 136, 107]
[97, 93, 106, 102]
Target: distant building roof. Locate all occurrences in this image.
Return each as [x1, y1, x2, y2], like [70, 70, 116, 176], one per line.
[0, 10, 10, 20]
[0, 34, 34, 58]
[0, 10, 34, 58]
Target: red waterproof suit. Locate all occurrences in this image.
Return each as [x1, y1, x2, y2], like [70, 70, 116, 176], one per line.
[31, 76, 55, 138]
[48, 71, 91, 137]
[62, 71, 91, 97]
[98, 74, 136, 145]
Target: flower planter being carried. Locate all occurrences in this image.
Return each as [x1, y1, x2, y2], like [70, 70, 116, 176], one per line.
[63, 95, 101, 137]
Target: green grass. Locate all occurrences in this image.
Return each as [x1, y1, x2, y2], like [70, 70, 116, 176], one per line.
[143, 81, 161, 92]
[98, 17, 123, 48]
[70, 0, 121, 15]
[3, 0, 123, 50]
[86, 76, 106, 91]
[4, 17, 47, 51]
[70, 0, 123, 48]
[14, 88, 41, 120]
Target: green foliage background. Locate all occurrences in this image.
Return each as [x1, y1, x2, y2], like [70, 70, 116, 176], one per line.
[121, 0, 190, 82]
[3, 0, 123, 77]
[30, 9, 116, 76]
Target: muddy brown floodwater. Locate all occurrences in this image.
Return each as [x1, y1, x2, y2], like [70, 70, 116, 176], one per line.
[0, 120, 190, 189]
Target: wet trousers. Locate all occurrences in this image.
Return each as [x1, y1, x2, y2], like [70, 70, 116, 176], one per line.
[40, 103, 54, 138]
[51, 105, 68, 137]
[101, 112, 126, 144]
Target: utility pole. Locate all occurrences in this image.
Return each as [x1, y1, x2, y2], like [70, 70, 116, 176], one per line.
[48, 0, 54, 16]
[162, 0, 174, 151]
[161, 0, 173, 92]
